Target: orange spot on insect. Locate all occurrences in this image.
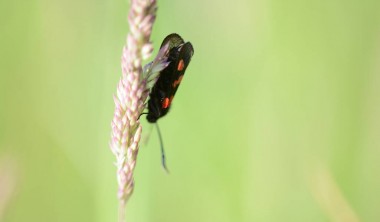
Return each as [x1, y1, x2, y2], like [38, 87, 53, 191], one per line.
[177, 59, 185, 71]
[162, 97, 170, 109]
[173, 75, 184, 88]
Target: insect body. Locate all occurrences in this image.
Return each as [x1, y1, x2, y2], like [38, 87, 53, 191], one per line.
[147, 33, 194, 123]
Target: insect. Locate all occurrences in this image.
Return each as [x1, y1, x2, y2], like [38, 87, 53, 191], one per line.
[145, 33, 194, 171]
[147, 33, 194, 123]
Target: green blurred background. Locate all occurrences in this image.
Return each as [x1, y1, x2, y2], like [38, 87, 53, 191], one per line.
[1, 0, 380, 221]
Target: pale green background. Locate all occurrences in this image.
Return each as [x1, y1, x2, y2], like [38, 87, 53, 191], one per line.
[1, 0, 380, 221]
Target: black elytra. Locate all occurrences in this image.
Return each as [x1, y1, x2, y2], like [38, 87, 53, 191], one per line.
[146, 33, 194, 123]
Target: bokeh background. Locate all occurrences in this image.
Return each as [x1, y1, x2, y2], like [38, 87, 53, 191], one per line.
[1, 0, 380, 221]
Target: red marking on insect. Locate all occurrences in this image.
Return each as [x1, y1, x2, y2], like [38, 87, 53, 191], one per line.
[162, 97, 170, 109]
[173, 75, 184, 88]
[177, 59, 185, 71]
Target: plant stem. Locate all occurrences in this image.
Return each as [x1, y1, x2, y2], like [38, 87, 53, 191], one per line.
[119, 200, 126, 222]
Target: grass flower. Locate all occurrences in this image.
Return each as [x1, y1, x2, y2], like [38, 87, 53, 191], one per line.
[109, 0, 169, 220]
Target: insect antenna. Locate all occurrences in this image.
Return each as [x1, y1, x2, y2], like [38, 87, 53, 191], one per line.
[142, 124, 154, 145]
[155, 123, 169, 173]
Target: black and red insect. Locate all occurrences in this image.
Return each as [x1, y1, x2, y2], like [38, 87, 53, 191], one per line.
[147, 33, 194, 123]
[145, 33, 194, 171]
